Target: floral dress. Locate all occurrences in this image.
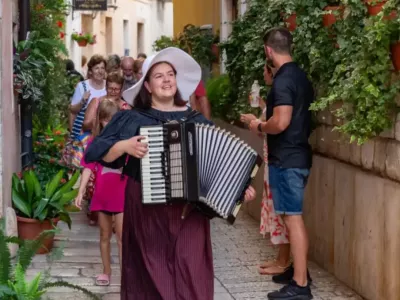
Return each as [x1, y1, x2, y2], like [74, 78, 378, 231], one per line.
[259, 108, 289, 245]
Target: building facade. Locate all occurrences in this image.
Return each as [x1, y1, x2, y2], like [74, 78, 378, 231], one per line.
[65, 0, 173, 74]
[0, 0, 21, 217]
[172, 0, 220, 36]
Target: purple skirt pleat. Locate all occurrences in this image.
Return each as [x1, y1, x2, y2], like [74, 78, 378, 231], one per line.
[121, 178, 214, 300]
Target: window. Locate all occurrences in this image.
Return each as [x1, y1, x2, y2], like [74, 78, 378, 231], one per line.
[106, 17, 113, 54]
[123, 20, 130, 56]
[137, 22, 144, 54]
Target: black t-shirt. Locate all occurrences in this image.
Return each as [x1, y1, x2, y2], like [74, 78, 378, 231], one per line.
[266, 62, 314, 169]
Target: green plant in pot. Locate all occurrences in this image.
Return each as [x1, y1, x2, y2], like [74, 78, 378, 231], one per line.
[11, 169, 79, 254]
[0, 222, 99, 299]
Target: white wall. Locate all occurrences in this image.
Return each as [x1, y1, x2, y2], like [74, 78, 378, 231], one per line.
[64, 0, 173, 69]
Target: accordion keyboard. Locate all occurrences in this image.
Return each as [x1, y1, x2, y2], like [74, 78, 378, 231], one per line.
[140, 126, 169, 204]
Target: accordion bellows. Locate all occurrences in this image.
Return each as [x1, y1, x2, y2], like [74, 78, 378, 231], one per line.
[140, 123, 262, 223]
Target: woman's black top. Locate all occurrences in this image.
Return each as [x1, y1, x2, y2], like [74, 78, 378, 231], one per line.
[84, 107, 213, 181]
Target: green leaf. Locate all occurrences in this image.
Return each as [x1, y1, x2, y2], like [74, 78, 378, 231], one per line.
[12, 174, 21, 194]
[0, 229, 11, 284]
[60, 189, 79, 206]
[26, 271, 42, 295]
[45, 170, 64, 199]
[0, 284, 16, 297]
[33, 198, 49, 220]
[58, 212, 72, 230]
[29, 170, 42, 199]
[23, 171, 34, 204]
[57, 171, 80, 194]
[12, 189, 31, 218]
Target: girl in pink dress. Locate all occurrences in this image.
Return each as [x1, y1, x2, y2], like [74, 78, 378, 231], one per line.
[240, 62, 290, 275]
[75, 99, 128, 286]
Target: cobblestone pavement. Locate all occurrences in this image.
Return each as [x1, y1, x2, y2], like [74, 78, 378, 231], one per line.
[29, 211, 362, 300]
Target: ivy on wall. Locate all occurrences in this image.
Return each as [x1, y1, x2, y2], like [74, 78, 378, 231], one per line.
[217, 0, 400, 144]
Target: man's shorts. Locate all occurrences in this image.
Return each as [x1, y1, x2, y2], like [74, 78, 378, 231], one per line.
[268, 165, 310, 215]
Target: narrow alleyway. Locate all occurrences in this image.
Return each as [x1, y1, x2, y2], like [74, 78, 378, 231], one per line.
[29, 211, 363, 300]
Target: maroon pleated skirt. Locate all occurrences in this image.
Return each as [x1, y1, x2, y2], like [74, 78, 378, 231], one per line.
[120, 178, 214, 300]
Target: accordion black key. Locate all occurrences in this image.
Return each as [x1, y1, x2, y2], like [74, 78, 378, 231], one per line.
[139, 122, 263, 223]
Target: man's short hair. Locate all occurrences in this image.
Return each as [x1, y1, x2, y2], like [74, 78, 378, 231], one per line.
[263, 27, 293, 55]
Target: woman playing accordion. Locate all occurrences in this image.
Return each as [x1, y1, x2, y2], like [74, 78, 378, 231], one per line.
[84, 47, 256, 300]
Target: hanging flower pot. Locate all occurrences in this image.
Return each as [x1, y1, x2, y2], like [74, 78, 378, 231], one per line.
[283, 13, 297, 32]
[323, 5, 344, 27]
[391, 42, 400, 71]
[364, 0, 397, 19]
[77, 39, 88, 47]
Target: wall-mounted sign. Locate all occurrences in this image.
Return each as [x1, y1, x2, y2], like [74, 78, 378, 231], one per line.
[73, 0, 108, 11]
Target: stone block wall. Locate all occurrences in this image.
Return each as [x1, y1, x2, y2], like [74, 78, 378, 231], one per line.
[216, 115, 400, 300]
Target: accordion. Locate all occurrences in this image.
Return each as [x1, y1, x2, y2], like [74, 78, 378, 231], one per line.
[139, 122, 263, 223]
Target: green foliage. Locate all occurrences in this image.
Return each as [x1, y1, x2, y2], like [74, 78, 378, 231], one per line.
[153, 24, 217, 67]
[0, 223, 99, 300]
[29, 0, 71, 131]
[11, 169, 79, 228]
[219, 0, 400, 144]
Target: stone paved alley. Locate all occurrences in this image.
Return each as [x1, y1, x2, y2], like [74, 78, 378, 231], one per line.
[29, 211, 363, 300]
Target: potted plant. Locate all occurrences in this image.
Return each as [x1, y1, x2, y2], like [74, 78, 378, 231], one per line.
[11, 169, 79, 254]
[283, 12, 297, 31]
[364, 0, 396, 18]
[71, 32, 96, 47]
[323, 2, 344, 27]
[0, 223, 99, 299]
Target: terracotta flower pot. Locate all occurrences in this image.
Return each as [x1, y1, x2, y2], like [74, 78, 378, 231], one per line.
[365, 0, 397, 19]
[283, 13, 297, 32]
[77, 40, 88, 47]
[323, 5, 344, 27]
[17, 216, 59, 254]
[391, 42, 400, 71]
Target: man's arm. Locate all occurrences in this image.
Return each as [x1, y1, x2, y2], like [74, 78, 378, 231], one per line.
[260, 105, 293, 134]
[249, 78, 294, 134]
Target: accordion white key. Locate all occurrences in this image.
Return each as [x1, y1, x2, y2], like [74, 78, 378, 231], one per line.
[140, 122, 262, 223]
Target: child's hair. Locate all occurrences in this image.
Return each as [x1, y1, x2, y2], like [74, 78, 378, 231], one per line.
[92, 99, 120, 137]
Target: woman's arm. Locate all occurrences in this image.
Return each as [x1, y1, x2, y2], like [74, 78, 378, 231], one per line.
[102, 140, 128, 163]
[82, 98, 99, 131]
[102, 136, 148, 162]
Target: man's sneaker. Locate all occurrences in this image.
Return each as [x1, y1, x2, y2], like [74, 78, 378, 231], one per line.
[267, 280, 313, 300]
[272, 264, 312, 285]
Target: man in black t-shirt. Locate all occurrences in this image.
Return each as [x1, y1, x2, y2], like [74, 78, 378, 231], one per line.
[249, 27, 314, 300]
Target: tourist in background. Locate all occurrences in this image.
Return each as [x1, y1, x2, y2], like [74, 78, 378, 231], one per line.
[121, 56, 136, 92]
[240, 62, 291, 277]
[249, 27, 314, 300]
[75, 99, 127, 287]
[189, 80, 211, 120]
[107, 54, 122, 74]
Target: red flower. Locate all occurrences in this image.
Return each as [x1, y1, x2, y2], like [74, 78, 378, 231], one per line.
[17, 172, 22, 179]
[60, 178, 67, 184]
[56, 20, 63, 28]
[35, 3, 44, 10]
[49, 158, 55, 163]
[59, 32, 65, 39]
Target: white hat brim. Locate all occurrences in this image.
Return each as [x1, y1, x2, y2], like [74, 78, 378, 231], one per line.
[122, 47, 202, 106]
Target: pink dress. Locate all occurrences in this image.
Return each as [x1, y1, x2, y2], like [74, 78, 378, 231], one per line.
[81, 139, 127, 213]
[259, 108, 289, 245]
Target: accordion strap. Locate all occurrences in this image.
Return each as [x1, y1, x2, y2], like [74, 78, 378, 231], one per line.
[134, 107, 201, 124]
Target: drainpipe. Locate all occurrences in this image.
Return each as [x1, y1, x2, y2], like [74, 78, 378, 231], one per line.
[18, 0, 32, 169]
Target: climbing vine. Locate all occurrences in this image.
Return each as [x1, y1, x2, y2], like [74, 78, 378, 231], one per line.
[218, 0, 400, 144]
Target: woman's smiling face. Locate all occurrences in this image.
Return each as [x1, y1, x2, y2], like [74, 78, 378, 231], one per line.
[91, 62, 106, 81]
[144, 62, 177, 100]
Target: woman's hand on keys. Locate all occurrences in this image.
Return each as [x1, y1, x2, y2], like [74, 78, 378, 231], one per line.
[124, 136, 148, 158]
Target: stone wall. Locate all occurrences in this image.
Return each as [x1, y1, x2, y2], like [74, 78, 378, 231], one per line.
[216, 116, 400, 300]
[0, 0, 21, 217]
